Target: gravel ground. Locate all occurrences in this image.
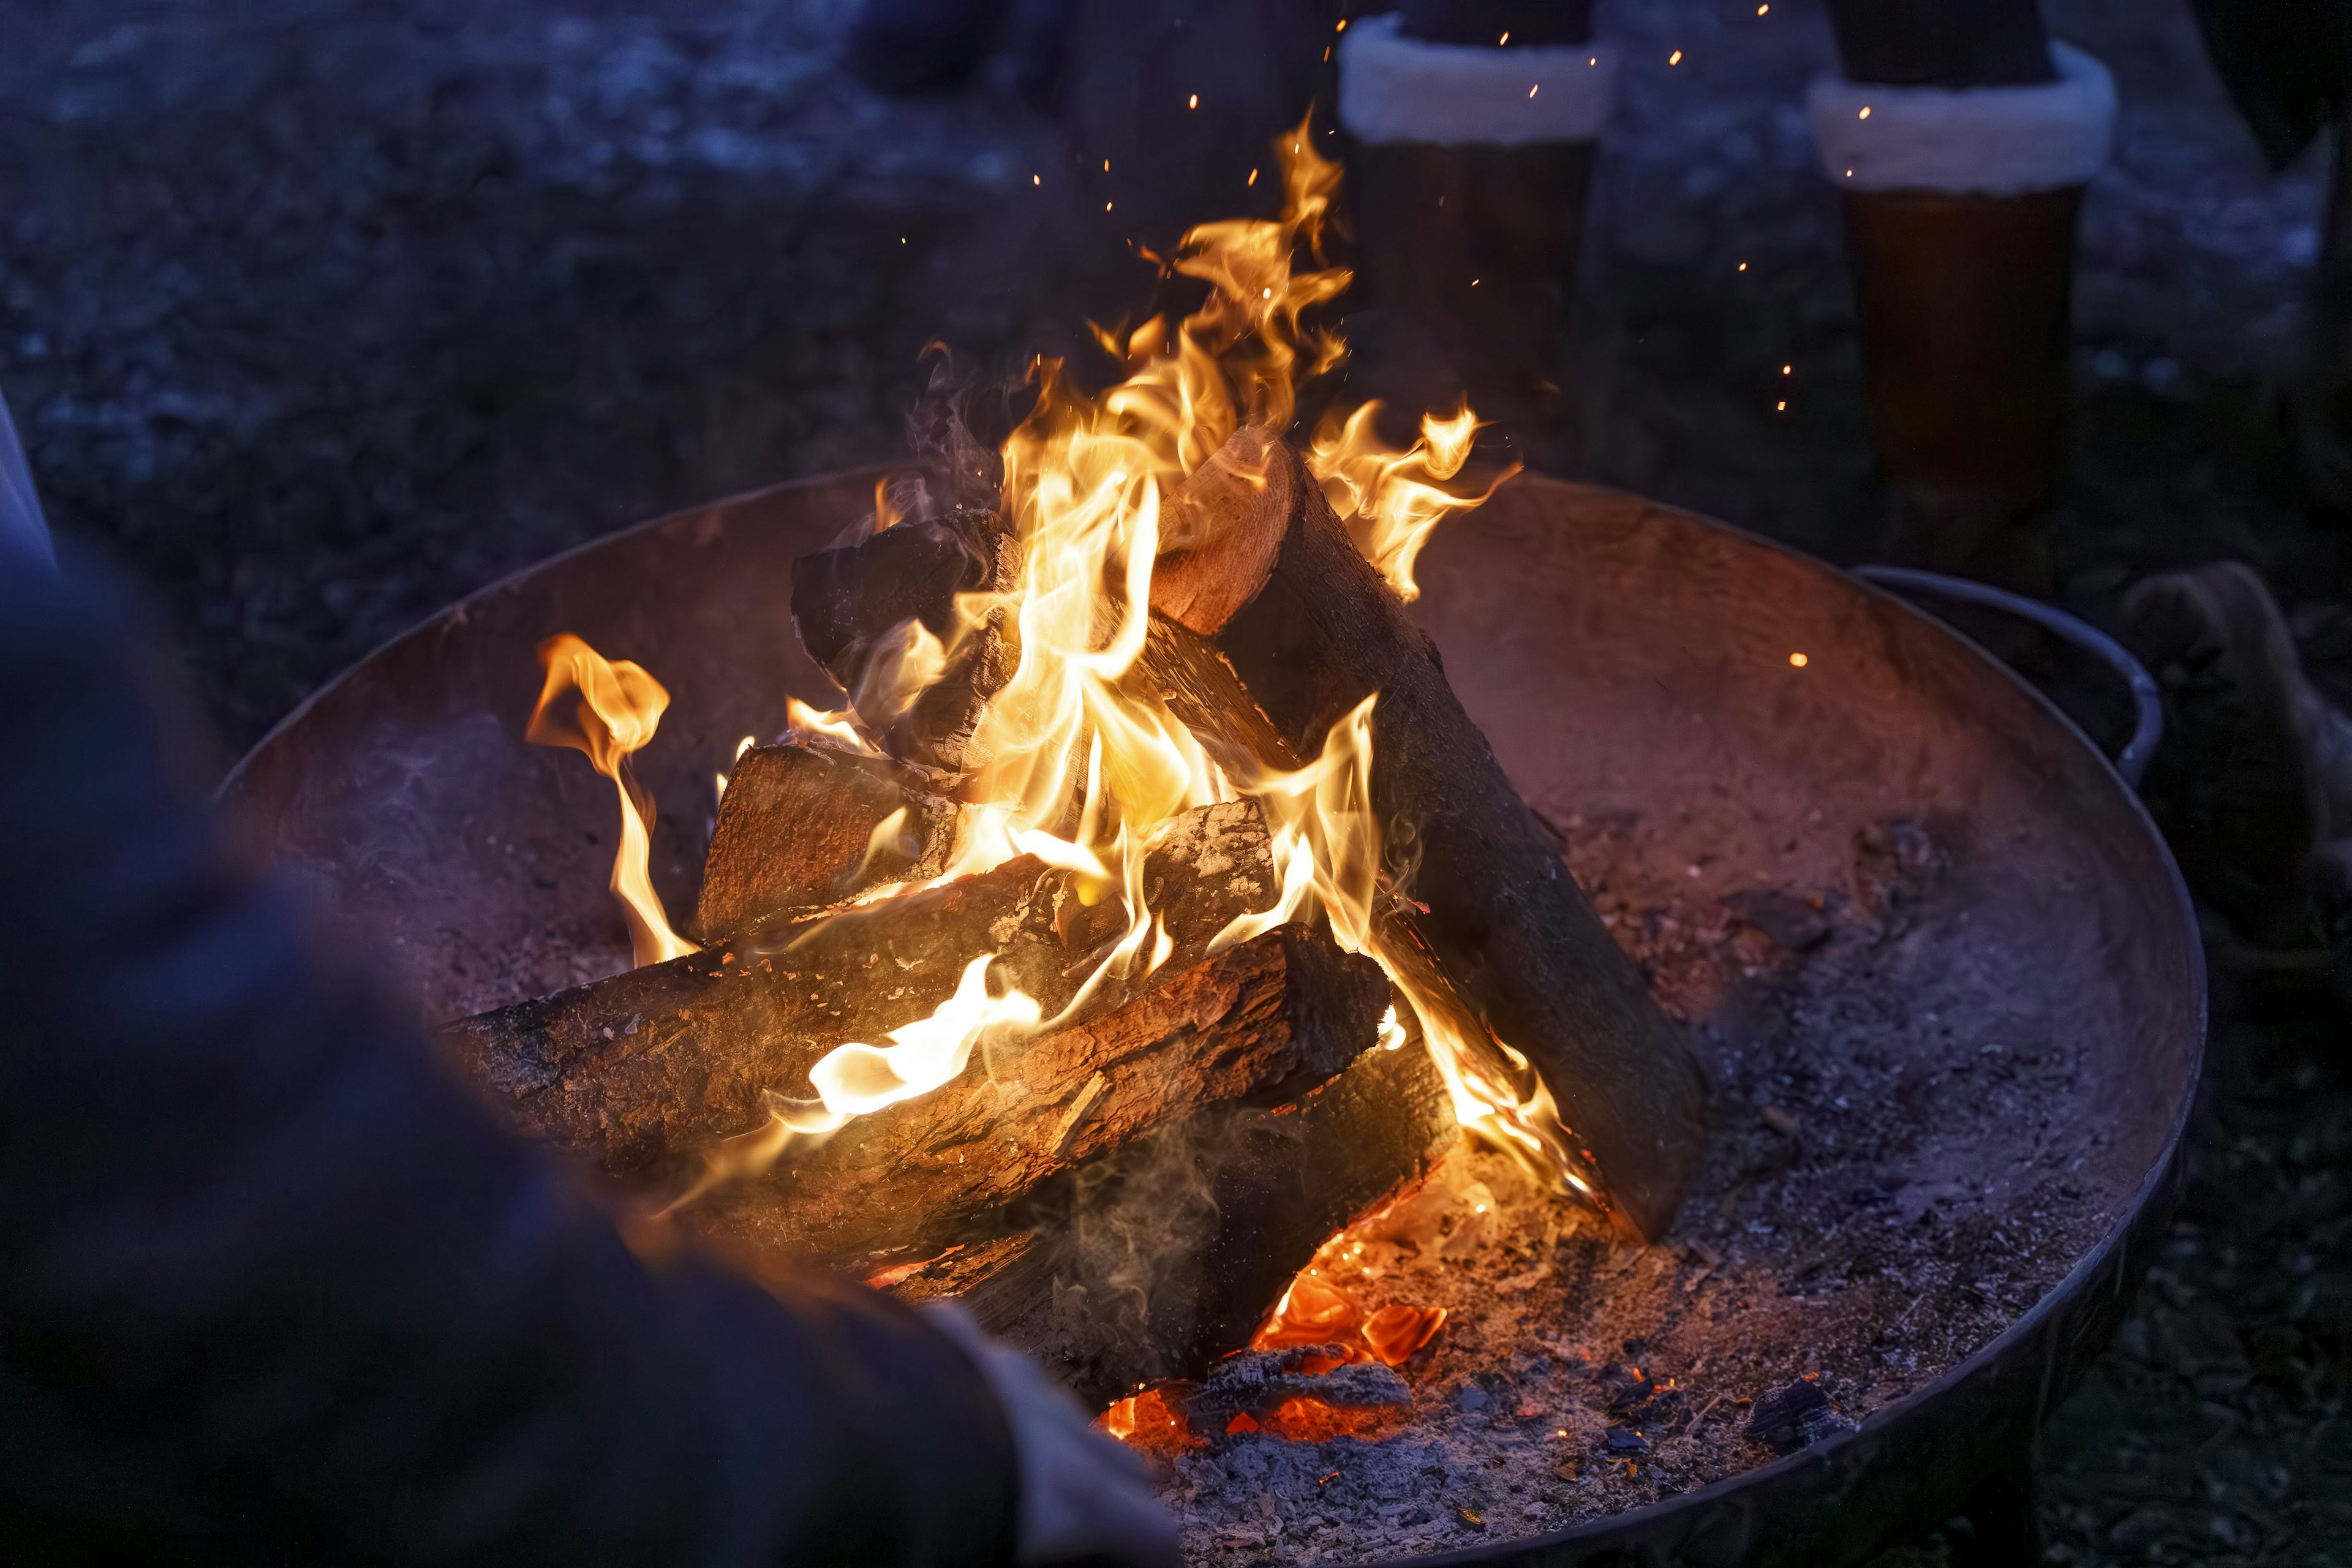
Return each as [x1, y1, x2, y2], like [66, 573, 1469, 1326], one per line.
[2, 0, 2343, 1560]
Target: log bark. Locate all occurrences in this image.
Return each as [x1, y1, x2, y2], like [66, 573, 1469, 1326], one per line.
[446, 801, 1296, 1180]
[695, 738, 960, 938]
[788, 508, 1020, 777]
[888, 1035, 1458, 1407]
[1139, 427, 1709, 1241]
[690, 919, 1390, 1263]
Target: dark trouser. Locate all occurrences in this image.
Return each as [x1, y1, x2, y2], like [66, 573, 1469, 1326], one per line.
[1819, 1, 2081, 580]
[2191, 1, 2352, 512]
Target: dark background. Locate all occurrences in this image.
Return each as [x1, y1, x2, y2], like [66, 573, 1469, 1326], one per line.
[2, 0, 2343, 1559]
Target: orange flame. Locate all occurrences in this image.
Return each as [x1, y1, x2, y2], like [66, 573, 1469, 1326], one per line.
[551, 112, 1579, 1213]
[1252, 1270, 1448, 1369]
[1101, 1387, 1196, 1452]
[527, 634, 699, 967]
[1307, 403, 1519, 601]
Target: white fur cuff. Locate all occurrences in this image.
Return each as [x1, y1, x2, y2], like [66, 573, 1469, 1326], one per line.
[1807, 42, 2116, 196]
[1338, 13, 1618, 148]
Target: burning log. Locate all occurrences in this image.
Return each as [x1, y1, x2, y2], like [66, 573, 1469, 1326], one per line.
[1142, 426, 1710, 1241]
[695, 738, 960, 937]
[448, 790, 1455, 1396]
[445, 800, 1296, 1179]
[887, 1034, 1457, 1406]
[688, 916, 1393, 1262]
[788, 508, 1019, 776]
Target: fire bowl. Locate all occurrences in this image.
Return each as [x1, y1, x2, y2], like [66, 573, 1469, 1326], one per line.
[224, 471, 2202, 1567]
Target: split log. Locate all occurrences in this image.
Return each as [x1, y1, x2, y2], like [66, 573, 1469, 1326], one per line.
[688, 918, 1391, 1262]
[1140, 426, 1709, 1241]
[888, 1034, 1458, 1406]
[789, 508, 1019, 776]
[695, 738, 960, 938]
[446, 801, 1327, 1183]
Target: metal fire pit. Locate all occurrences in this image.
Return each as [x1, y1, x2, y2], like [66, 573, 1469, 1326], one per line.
[224, 471, 2203, 1568]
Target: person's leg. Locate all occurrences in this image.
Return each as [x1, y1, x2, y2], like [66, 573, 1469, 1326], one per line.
[2189, 1, 2352, 518]
[2297, 86, 2352, 517]
[1812, 2, 2108, 586]
[1825, 0, 2056, 89]
[845, 0, 1014, 96]
[1338, 2, 1605, 469]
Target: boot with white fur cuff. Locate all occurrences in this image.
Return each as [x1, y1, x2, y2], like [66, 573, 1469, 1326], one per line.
[1336, 13, 1616, 469]
[1808, 42, 2117, 582]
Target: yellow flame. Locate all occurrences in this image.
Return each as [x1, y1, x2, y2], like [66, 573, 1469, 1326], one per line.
[786, 955, 1045, 1129]
[1218, 696, 1593, 1195]
[569, 112, 1578, 1202]
[1307, 403, 1519, 602]
[785, 695, 881, 755]
[526, 633, 699, 967]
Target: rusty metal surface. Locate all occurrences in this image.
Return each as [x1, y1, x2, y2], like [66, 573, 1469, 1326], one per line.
[223, 469, 2204, 1568]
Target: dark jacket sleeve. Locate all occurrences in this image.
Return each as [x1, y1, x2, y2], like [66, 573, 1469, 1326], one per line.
[0, 562, 1019, 1566]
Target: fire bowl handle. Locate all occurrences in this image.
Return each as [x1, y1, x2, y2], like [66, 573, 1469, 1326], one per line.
[1852, 565, 2162, 791]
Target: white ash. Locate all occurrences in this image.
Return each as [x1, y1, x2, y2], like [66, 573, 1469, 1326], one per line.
[1151, 819, 2124, 1562]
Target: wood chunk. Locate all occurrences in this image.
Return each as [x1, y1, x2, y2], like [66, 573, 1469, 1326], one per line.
[690, 920, 1391, 1262]
[789, 509, 1020, 775]
[1152, 425, 1295, 637]
[443, 801, 1284, 1180]
[889, 1036, 1459, 1407]
[1137, 427, 1710, 1242]
[696, 739, 959, 938]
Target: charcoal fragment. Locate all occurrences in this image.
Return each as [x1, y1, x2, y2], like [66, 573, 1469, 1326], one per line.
[1722, 888, 1832, 951]
[1744, 1377, 1853, 1453]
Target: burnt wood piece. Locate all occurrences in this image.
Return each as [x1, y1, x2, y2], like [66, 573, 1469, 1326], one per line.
[788, 508, 1020, 775]
[891, 1035, 1458, 1407]
[695, 739, 960, 938]
[690, 919, 1390, 1262]
[445, 801, 1283, 1180]
[1141, 427, 1709, 1242]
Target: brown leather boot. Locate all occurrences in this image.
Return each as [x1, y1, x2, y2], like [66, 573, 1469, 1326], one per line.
[2124, 562, 2352, 948]
[1336, 10, 1611, 469]
[1808, 42, 2117, 581]
[1842, 187, 2081, 578]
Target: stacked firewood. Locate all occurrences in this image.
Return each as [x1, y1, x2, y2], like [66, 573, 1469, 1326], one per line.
[445, 429, 1705, 1403]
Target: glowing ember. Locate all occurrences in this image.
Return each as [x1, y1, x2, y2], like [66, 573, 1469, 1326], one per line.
[1360, 1303, 1448, 1366]
[1254, 1274, 1363, 1351]
[1101, 1387, 1196, 1452]
[1259, 1396, 1393, 1443]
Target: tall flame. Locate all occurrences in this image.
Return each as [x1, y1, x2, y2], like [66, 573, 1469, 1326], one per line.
[546, 113, 1581, 1200]
[527, 633, 700, 967]
[1308, 402, 1520, 601]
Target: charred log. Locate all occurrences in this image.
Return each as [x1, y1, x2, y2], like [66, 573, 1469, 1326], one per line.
[689, 919, 1391, 1262]
[695, 738, 960, 938]
[446, 801, 1286, 1180]
[889, 1035, 1457, 1406]
[788, 508, 1020, 775]
[1138, 427, 1709, 1241]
